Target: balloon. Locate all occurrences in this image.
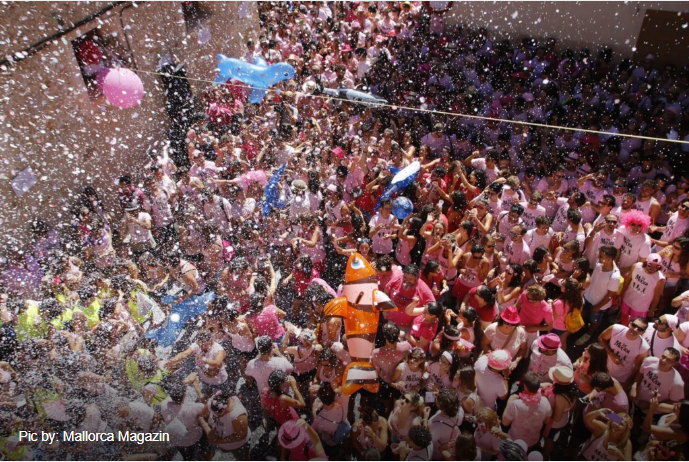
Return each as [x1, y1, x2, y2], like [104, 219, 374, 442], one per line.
[215, 54, 295, 103]
[262, 163, 288, 216]
[100, 67, 144, 108]
[77, 39, 102, 65]
[321, 87, 387, 105]
[392, 196, 414, 219]
[377, 161, 420, 207]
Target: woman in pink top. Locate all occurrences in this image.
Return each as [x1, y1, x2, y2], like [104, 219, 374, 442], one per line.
[551, 278, 584, 350]
[246, 293, 286, 343]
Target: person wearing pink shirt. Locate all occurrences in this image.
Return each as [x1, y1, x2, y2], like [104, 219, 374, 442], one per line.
[502, 372, 552, 450]
[371, 323, 412, 413]
[385, 264, 435, 330]
[402, 300, 443, 352]
[246, 293, 287, 343]
[515, 285, 554, 347]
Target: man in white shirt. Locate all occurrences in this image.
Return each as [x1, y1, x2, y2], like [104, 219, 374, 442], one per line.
[632, 347, 685, 414]
[245, 336, 294, 394]
[577, 246, 622, 346]
[368, 199, 397, 256]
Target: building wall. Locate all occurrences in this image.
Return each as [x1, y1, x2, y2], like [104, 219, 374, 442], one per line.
[445, 1, 688, 62]
[0, 2, 258, 250]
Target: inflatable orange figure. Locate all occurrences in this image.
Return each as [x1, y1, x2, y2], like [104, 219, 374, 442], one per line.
[323, 253, 397, 395]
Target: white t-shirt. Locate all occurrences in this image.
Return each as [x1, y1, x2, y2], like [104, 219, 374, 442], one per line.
[503, 395, 552, 447]
[618, 227, 652, 269]
[636, 356, 685, 409]
[642, 327, 682, 358]
[583, 263, 621, 310]
[551, 198, 571, 232]
[160, 391, 205, 447]
[606, 324, 650, 384]
[429, 411, 463, 461]
[209, 397, 250, 451]
[245, 356, 294, 393]
[520, 203, 547, 229]
[661, 212, 689, 243]
[369, 212, 396, 254]
[192, 341, 228, 386]
[483, 323, 527, 358]
[474, 355, 508, 410]
[622, 263, 665, 313]
[585, 229, 622, 268]
[501, 238, 530, 271]
[527, 342, 573, 382]
[525, 228, 554, 254]
[470, 158, 499, 184]
[127, 211, 153, 244]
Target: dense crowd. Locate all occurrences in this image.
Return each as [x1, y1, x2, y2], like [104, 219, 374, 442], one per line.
[2, 1, 689, 461]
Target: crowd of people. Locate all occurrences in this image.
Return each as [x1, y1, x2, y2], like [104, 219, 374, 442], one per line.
[2, 1, 689, 460]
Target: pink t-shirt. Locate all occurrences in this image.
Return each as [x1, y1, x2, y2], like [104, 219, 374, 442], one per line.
[410, 315, 439, 350]
[517, 293, 553, 328]
[248, 305, 285, 341]
[371, 341, 412, 383]
[385, 274, 436, 327]
[504, 396, 552, 447]
[552, 299, 568, 331]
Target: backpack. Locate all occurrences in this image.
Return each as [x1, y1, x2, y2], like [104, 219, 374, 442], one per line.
[565, 306, 585, 333]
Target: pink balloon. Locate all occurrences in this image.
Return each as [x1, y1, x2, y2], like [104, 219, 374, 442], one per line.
[100, 67, 144, 109]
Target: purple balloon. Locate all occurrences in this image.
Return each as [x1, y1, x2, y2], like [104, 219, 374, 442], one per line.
[100, 67, 144, 108]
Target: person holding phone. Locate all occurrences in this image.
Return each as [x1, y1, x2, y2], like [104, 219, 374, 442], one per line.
[580, 408, 633, 460]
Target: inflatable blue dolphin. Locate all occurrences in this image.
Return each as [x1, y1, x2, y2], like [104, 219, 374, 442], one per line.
[215, 54, 296, 103]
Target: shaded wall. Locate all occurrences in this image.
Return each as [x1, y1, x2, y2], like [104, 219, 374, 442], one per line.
[0, 2, 258, 250]
[445, 1, 688, 64]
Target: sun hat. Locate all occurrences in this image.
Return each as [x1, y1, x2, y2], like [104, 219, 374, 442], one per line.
[500, 306, 521, 325]
[537, 333, 561, 350]
[548, 365, 574, 385]
[278, 420, 308, 449]
[488, 349, 512, 370]
[291, 179, 307, 191]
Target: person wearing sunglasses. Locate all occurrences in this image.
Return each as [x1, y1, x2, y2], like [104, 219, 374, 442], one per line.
[599, 317, 651, 391]
[584, 213, 621, 268]
[619, 253, 666, 324]
[499, 224, 530, 274]
[576, 168, 611, 224]
[617, 209, 653, 277]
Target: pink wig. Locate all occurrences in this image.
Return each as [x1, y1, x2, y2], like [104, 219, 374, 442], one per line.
[238, 170, 268, 190]
[620, 209, 651, 231]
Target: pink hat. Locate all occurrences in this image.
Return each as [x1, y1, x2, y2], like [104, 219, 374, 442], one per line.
[488, 349, 512, 370]
[341, 44, 353, 53]
[646, 253, 662, 265]
[537, 333, 561, 350]
[278, 420, 308, 449]
[500, 306, 521, 325]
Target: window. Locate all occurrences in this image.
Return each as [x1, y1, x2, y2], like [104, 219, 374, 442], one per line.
[72, 24, 134, 100]
[182, 1, 213, 33]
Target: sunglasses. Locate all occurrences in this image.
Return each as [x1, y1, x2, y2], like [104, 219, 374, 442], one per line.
[402, 396, 411, 404]
[656, 319, 668, 326]
[605, 219, 618, 225]
[486, 244, 496, 248]
[631, 323, 646, 332]
[540, 348, 557, 356]
[630, 223, 643, 228]
[680, 204, 689, 210]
